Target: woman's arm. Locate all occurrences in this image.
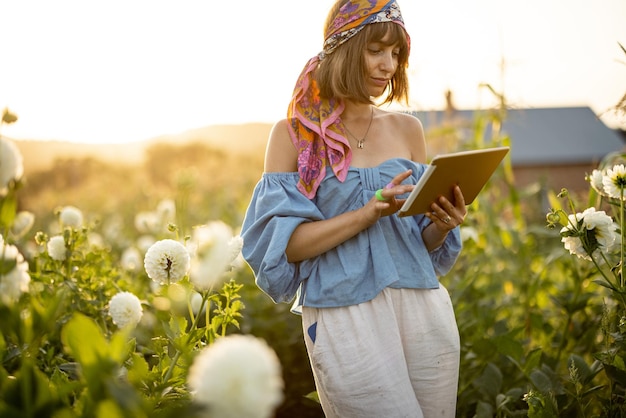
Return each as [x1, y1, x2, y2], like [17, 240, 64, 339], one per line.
[394, 113, 467, 251]
[264, 120, 413, 263]
[285, 171, 413, 262]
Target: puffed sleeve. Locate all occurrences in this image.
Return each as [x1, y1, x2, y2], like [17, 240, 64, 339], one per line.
[241, 173, 325, 304]
[417, 215, 463, 276]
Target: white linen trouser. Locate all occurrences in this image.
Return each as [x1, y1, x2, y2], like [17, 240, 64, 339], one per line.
[302, 285, 460, 418]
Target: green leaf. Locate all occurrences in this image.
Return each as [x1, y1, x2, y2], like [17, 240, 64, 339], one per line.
[0, 331, 6, 357]
[164, 316, 187, 341]
[104, 377, 145, 415]
[127, 353, 150, 384]
[568, 354, 592, 383]
[3, 359, 58, 414]
[475, 400, 494, 418]
[494, 334, 523, 361]
[604, 363, 626, 386]
[61, 313, 109, 367]
[95, 399, 124, 418]
[529, 369, 553, 392]
[0, 191, 17, 229]
[524, 348, 543, 376]
[592, 278, 617, 291]
[304, 391, 320, 404]
[108, 330, 133, 365]
[473, 363, 503, 398]
[0, 258, 17, 276]
[525, 389, 558, 418]
[613, 353, 626, 372]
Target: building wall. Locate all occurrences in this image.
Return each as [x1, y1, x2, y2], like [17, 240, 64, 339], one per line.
[513, 163, 595, 195]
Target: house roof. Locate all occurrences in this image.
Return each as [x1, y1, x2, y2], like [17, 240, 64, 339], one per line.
[412, 106, 624, 166]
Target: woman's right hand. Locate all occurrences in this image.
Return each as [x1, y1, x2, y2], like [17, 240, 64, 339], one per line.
[287, 169, 415, 263]
[360, 169, 415, 224]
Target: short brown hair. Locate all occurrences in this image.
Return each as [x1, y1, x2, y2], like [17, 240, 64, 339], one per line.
[316, 20, 410, 105]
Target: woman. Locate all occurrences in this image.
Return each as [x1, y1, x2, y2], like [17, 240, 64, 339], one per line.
[241, 1, 466, 416]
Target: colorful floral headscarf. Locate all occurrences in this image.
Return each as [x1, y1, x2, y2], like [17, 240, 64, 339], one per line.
[287, 0, 409, 199]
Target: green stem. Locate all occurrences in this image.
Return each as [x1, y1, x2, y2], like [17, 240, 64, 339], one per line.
[556, 315, 573, 366]
[591, 254, 626, 310]
[555, 267, 583, 364]
[162, 291, 210, 385]
[205, 298, 213, 344]
[591, 256, 620, 291]
[21, 361, 33, 418]
[187, 291, 210, 343]
[162, 351, 182, 386]
[221, 291, 232, 337]
[619, 189, 624, 290]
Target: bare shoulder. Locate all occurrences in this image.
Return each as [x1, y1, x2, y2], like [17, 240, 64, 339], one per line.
[264, 119, 298, 173]
[381, 111, 427, 163]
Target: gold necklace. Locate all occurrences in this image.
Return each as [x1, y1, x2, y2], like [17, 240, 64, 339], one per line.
[343, 107, 374, 149]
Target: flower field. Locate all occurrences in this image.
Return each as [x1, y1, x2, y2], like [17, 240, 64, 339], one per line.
[1, 96, 626, 418]
[0, 109, 289, 418]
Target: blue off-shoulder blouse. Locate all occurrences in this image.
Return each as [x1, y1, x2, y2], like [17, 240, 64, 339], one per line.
[241, 158, 462, 314]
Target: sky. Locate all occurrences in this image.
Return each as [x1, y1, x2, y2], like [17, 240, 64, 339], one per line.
[0, 0, 625, 144]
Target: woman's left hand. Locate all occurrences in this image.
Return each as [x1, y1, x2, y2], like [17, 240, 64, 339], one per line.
[425, 185, 467, 232]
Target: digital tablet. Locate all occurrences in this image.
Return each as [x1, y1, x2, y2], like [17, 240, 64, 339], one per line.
[398, 146, 510, 217]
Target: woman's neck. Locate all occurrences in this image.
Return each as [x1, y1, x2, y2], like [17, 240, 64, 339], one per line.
[341, 101, 373, 122]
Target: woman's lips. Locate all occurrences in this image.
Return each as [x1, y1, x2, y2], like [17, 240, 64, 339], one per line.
[371, 77, 389, 87]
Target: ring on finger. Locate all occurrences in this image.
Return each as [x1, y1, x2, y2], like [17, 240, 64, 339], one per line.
[375, 189, 388, 202]
[442, 216, 451, 224]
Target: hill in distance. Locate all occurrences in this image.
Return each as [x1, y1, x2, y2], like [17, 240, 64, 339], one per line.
[14, 122, 272, 174]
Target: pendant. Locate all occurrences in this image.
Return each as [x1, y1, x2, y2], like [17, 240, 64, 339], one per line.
[357, 140, 364, 149]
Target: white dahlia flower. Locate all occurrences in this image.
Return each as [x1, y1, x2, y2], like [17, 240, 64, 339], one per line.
[560, 207, 618, 260]
[134, 211, 160, 234]
[108, 291, 143, 328]
[588, 169, 607, 196]
[187, 334, 284, 418]
[190, 291, 206, 315]
[143, 239, 190, 284]
[10, 211, 35, 240]
[156, 199, 176, 223]
[136, 235, 156, 252]
[47, 235, 67, 261]
[59, 205, 84, 229]
[188, 222, 243, 291]
[0, 235, 30, 305]
[120, 247, 142, 272]
[602, 164, 626, 200]
[0, 137, 24, 196]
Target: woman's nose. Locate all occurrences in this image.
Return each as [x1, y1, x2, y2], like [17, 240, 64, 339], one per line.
[380, 52, 396, 72]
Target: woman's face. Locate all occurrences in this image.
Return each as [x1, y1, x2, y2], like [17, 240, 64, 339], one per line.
[363, 33, 400, 98]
